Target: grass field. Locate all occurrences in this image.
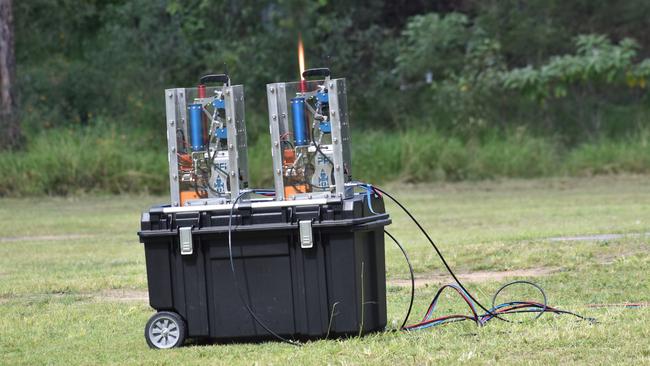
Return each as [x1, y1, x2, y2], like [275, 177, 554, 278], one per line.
[1, 175, 649, 365]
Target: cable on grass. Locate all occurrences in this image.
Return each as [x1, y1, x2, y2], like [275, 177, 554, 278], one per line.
[363, 184, 595, 330]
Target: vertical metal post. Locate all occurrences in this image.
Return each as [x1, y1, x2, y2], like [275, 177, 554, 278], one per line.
[327, 81, 346, 197]
[165, 88, 180, 207]
[267, 83, 285, 200]
[224, 86, 239, 199]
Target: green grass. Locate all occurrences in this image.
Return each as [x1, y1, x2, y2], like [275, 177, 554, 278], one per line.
[1, 127, 650, 196]
[1, 175, 649, 364]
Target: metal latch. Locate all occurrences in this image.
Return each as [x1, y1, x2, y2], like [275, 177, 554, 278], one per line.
[179, 227, 193, 255]
[299, 220, 313, 249]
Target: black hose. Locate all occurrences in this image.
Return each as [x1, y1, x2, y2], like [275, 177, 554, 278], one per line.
[384, 230, 415, 330]
[227, 192, 302, 346]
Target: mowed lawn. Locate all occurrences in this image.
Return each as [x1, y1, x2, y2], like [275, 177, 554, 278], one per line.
[0, 175, 649, 365]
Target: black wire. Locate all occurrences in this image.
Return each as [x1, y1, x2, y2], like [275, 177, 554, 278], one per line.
[373, 187, 594, 328]
[372, 186, 508, 322]
[384, 230, 414, 330]
[227, 192, 302, 346]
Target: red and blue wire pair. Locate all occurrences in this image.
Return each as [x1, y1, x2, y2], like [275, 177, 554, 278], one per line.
[403, 284, 589, 330]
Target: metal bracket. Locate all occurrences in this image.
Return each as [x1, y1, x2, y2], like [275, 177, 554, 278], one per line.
[299, 220, 314, 249]
[179, 227, 193, 255]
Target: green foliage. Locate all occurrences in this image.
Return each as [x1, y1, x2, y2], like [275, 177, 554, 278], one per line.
[3, 127, 650, 197]
[396, 13, 472, 81]
[502, 35, 650, 100]
[0, 126, 167, 196]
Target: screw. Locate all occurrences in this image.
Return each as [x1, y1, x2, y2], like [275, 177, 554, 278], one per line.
[169, 120, 175, 126]
[171, 147, 176, 152]
[173, 201, 179, 206]
[231, 171, 236, 176]
[336, 165, 340, 171]
[173, 175, 178, 180]
[168, 92, 173, 98]
[274, 141, 279, 147]
[333, 137, 338, 143]
[229, 144, 234, 150]
[329, 82, 334, 88]
[276, 169, 281, 175]
[272, 114, 277, 120]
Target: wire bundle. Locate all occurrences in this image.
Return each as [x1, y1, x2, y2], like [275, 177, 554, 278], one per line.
[402, 282, 594, 330]
[357, 183, 595, 331]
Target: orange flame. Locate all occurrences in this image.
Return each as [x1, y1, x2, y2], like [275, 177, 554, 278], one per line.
[298, 34, 306, 80]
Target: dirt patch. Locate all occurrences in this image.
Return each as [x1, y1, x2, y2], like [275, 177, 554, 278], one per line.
[93, 289, 149, 302]
[0, 234, 95, 243]
[388, 267, 560, 288]
[0, 289, 149, 305]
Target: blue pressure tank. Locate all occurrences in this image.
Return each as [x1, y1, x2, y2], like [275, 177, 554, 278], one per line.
[291, 97, 308, 146]
[188, 103, 204, 151]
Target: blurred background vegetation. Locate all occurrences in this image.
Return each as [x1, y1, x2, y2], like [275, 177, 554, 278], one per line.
[1, 0, 649, 196]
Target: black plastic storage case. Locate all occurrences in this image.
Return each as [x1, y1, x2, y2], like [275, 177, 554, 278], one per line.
[138, 194, 391, 344]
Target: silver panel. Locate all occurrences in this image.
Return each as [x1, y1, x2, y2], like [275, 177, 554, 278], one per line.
[267, 83, 285, 200]
[165, 89, 180, 207]
[162, 196, 341, 214]
[336, 79, 353, 186]
[224, 85, 249, 199]
[327, 79, 347, 197]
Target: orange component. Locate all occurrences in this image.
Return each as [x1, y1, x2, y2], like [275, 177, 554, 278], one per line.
[282, 149, 295, 165]
[180, 191, 200, 206]
[178, 153, 193, 171]
[284, 184, 309, 198]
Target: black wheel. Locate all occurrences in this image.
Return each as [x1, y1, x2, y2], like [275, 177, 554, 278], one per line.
[145, 311, 186, 349]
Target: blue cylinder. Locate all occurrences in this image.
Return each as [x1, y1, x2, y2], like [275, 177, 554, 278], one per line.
[188, 103, 204, 151]
[291, 97, 308, 146]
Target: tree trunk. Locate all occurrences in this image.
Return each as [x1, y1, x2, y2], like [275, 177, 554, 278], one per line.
[0, 0, 20, 150]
